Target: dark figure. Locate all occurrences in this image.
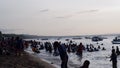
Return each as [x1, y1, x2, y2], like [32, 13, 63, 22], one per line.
[112, 46, 114, 49]
[48, 43, 52, 53]
[86, 45, 89, 51]
[110, 49, 117, 68]
[76, 43, 84, 58]
[53, 41, 59, 52]
[89, 46, 94, 52]
[94, 48, 99, 51]
[80, 60, 90, 68]
[53, 41, 59, 56]
[67, 45, 71, 53]
[0, 44, 2, 55]
[101, 43, 103, 45]
[102, 47, 106, 50]
[15, 37, 24, 56]
[39, 42, 44, 50]
[98, 45, 101, 49]
[58, 44, 68, 68]
[116, 46, 120, 55]
[45, 42, 49, 52]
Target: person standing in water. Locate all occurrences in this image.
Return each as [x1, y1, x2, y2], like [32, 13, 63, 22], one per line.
[110, 49, 117, 68]
[76, 43, 84, 58]
[57, 43, 68, 68]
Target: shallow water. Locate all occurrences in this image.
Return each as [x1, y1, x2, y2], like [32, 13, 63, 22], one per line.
[25, 36, 120, 68]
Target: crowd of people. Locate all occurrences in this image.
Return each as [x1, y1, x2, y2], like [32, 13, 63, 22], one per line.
[1, 36, 119, 68]
[27, 40, 112, 68]
[0, 37, 24, 56]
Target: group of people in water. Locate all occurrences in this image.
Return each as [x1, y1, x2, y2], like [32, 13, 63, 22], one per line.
[27, 39, 120, 68]
[30, 40, 107, 55]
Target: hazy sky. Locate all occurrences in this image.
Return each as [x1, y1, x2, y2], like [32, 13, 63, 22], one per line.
[0, 0, 120, 36]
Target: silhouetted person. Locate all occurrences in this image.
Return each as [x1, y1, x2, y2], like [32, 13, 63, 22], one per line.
[110, 49, 117, 68]
[116, 46, 120, 55]
[53, 41, 59, 56]
[112, 46, 114, 49]
[0, 41, 2, 55]
[67, 45, 71, 53]
[98, 45, 101, 49]
[80, 60, 90, 68]
[58, 43, 68, 68]
[15, 37, 24, 56]
[76, 43, 84, 58]
[48, 43, 52, 53]
[102, 47, 106, 50]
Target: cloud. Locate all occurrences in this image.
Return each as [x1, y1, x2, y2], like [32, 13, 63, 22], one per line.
[56, 17, 65, 18]
[56, 9, 99, 19]
[0, 28, 22, 33]
[56, 15, 74, 19]
[77, 9, 99, 14]
[40, 9, 49, 12]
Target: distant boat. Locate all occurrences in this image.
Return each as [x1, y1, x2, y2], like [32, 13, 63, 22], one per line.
[72, 37, 82, 40]
[112, 37, 120, 44]
[85, 36, 91, 39]
[41, 38, 48, 40]
[65, 39, 70, 41]
[57, 37, 62, 40]
[92, 36, 103, 42]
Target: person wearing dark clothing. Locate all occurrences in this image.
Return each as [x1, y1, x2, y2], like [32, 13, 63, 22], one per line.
[53, 41, 59, 56]
[76, 43, 84, 58]
[116, 46, 120, 55]
[44, 42, 48, 52]
[15, 37, 24, 56]
[110, 49, 117, 68]
[0, 41, 2, 55]
[80, 60, 90, 68]
[58, 43, 68, 68]
[53, 41, 58, 52]
[102, 47, 106, 50]
[48, 43, 52, 53]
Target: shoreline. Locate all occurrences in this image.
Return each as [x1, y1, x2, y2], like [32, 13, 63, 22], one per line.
[27, 52, 58, 68]
[0, 52, 56, 68]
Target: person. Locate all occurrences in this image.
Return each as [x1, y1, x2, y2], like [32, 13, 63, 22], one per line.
[116, 46, 120, 55]
[98, 45, 101, 49]
[80, 60, 90, 68]
[53, 41, 59, 52]
[102, 47, 106, 50]
[112, 46, 114, 49]
[58, 43, 68, 68]
[0, 41, 2, 55]
[48, 42, 52, 53]
[15, 37, 24, 56]
[110, 49, 117, 68]
[24, 41, 29, 49]
[76, 43, 84, 58]
[53, 41, 59, 56]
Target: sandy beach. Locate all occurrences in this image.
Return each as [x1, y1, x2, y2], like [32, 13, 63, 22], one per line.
[0, 52, 56, 68]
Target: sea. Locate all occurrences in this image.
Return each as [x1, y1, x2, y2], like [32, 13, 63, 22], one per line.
[25, 35, 120, 68]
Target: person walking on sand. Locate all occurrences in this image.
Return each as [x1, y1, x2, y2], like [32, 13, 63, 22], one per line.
[80, 60, 90, 68]
[57, 43, 68, 68]
[110, 49, 117, 68]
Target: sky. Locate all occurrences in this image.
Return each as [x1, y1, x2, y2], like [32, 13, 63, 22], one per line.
[0, 0, 120, 36]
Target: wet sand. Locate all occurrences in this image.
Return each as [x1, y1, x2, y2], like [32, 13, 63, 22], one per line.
[0, 52, 56, 68]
